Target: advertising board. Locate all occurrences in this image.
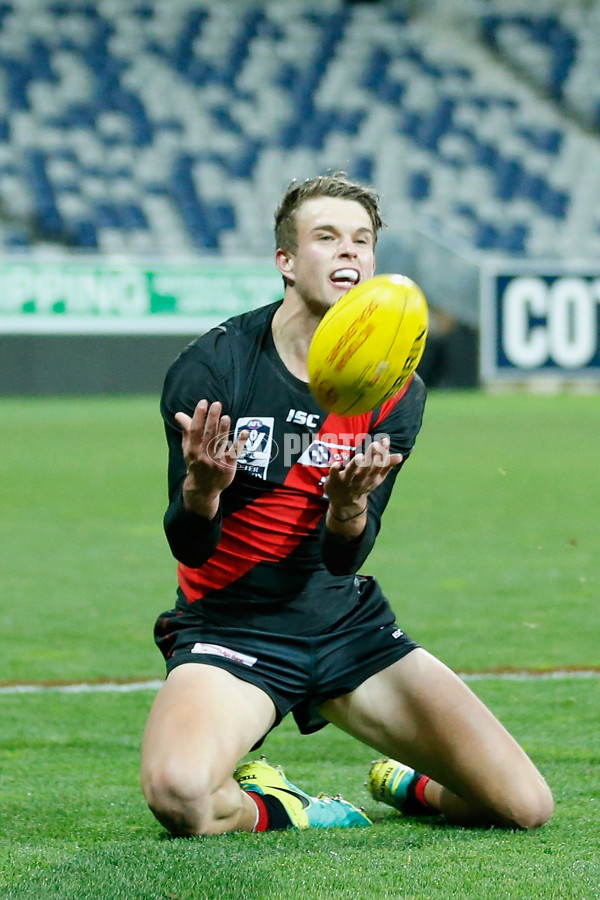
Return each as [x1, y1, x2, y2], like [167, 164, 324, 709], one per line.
[0, 259, 283, 334]
[480, 265, 600, 383]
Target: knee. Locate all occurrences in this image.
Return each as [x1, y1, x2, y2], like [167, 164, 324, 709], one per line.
[508, 778, 554, 830]
[142, 761, 211, 836]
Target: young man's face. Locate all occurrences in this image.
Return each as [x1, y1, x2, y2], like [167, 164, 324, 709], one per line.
[276, 196, 376, 313]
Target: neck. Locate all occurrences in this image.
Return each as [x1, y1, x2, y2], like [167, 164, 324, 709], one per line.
[271, 293, 322, 382]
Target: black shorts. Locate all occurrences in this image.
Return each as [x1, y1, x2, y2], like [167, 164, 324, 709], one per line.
[154, 576, 418, 740]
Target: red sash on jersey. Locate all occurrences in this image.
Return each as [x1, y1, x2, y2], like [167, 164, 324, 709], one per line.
[178, 378, 412, 602]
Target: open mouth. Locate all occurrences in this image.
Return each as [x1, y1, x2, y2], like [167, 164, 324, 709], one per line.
[330, 268, 360, 290]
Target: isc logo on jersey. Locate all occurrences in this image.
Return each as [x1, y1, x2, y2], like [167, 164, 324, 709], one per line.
[286, 408, 321, 428]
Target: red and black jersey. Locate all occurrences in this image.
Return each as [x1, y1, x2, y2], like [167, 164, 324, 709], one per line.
[161, 300, 426, 636]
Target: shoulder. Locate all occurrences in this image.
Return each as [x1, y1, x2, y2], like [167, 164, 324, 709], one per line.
[371, 373, 427, 454]
[222, 299, 282, 340]
[403, 372, 427, 411]
[167, 300, 282, 377]
[374, 373, 426, 424]
[161, 300, 282, 416]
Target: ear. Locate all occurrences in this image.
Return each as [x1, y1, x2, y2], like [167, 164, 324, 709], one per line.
[275, 248, 295, 283]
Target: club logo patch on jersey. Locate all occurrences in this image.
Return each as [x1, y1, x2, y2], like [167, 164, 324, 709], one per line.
[234, 416, 276, 480]
[298, 440, 355, 469]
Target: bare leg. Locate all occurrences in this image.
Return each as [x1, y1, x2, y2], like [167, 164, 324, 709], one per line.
[141, 664, 277, 835]
[320, 649, 553, 829]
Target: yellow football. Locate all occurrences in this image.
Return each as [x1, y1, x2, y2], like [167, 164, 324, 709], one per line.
[307, 274, 428, 416]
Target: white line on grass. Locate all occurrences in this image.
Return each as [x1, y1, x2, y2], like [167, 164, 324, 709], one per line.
[0, 670, 598, 695]
[0, 680, 164, 694]
[461, 670, 600, 681]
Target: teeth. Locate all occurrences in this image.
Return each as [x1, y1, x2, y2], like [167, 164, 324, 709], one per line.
[332, 268, 359, 283]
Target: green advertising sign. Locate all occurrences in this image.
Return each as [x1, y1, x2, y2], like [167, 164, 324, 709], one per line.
[0, 259, 283, 333]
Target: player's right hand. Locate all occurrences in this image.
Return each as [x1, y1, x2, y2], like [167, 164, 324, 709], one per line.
[175, 400, 248, 518]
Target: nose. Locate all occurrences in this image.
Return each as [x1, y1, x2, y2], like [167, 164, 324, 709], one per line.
[338, 237, 358, 257]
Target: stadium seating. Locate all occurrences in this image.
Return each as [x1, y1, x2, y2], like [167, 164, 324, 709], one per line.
[479, 3, 600, 129]
[0, 0, 598, 262]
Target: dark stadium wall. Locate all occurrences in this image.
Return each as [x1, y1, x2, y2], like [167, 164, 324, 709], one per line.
[0, 335, 196, 395]
[0, 330, 479, 396]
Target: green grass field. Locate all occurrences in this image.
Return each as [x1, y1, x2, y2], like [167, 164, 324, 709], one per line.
[1, 392, 599, 899]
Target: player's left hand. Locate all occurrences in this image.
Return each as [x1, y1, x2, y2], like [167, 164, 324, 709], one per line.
[324, 437, 402, 513]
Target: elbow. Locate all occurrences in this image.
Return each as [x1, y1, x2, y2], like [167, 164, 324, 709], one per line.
[172, 550, 208, 569]
[165, 535, 215, 569]
[163, 509, 220, 569]
[322, 546, 369, 577]
[323, 556, 362, 577]
[320, 529, 373, 576]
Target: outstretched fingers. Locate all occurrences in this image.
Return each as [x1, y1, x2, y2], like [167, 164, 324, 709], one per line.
[363, 436, 403, 471]
[337, 438, 402, 494]
[175, 400, 249, 504]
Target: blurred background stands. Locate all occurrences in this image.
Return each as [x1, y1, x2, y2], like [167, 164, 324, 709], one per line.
[0, 0, 599, 388]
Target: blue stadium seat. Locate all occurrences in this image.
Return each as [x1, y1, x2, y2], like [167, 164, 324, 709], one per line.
[351, 156, 374, 184]
[497, 222, 528, 254]
[493, 157, 523, 202]
[473, 221, 500, 250]
[69, 219, 98, 248]
[407, 171, 430, 201]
